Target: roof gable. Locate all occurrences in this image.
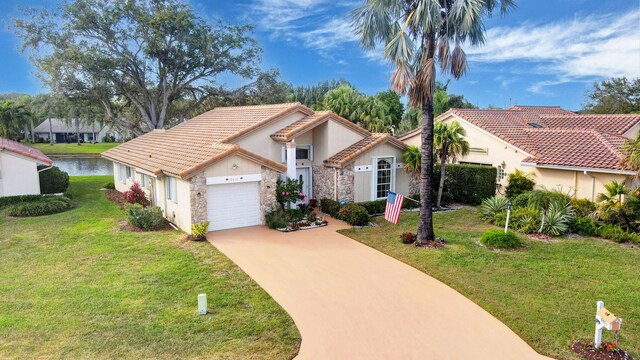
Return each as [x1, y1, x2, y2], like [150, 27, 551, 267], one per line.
[270, 111, 371, 142]
[0, 137, 53, 165]
[324, 133, 407, 168]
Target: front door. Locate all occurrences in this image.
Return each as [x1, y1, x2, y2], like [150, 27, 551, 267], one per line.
[297, 167, 312, 204]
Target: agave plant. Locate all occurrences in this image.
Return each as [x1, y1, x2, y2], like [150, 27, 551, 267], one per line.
[480, 196, 510, 219]
[543, 202, 576, 236]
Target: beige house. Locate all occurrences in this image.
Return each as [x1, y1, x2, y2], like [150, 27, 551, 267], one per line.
[103, 103, 409, 233]
[0, 138, 53, 196]
[399, 106, 639, 201]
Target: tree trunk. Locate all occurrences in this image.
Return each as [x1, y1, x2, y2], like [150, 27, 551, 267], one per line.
[539, 212, 546, 233]
[417, 98, 436, 243]
[436, 150, 446, 209]
[30, 118, 35, 143]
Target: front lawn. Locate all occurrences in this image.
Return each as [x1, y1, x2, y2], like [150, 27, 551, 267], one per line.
[0, 176, 300, 359]
[29, 142, 119, 154]
[340, 208, 639, 359]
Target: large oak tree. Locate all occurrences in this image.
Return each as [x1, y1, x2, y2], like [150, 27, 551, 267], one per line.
[13, 0, 261, 135]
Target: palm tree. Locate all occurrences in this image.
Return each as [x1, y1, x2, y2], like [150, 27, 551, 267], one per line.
[434, 121, 469, 208]
[527, 189, 568, 234]
[622, 133, 640, 180]
[352, 0, 515, 243]
[597, 180, 631, 226]
[0, 101, 30, 140]
[402, 145, 422, 179]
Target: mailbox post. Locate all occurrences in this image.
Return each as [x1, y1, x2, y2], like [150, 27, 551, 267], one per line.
[594, 300, 623, 349]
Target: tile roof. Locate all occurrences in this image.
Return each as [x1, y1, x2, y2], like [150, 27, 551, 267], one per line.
[33, 118, 104, 133]
[102, 103, 307, 178]
[0, 137, 53, 165]
[324, 133, 407, 168]
[509, 105, 576, 115]
[401, 106, 639, 172]
[271, 111, 370, 142]
[521, 129, 630, 171]
[537, 114, 640, 136]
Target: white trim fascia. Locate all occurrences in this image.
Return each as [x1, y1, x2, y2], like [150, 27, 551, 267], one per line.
[521, 162, 636, 176]
[445, 113, 536, 158]
[206, 173, 262, 185]
[622, 123, 639, 138]
[0, 149, 51, 166]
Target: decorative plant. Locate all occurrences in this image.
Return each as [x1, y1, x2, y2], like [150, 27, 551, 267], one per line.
[505, 169, 535, 199]
[399, 232, 416, 244]
[434, 121, 469, 208]
[543, 201, 575, 236]
[275, 178, 305, 210]
[123, 182, 149, 206]
[191, 221, 209, 240]
[479, 196, 510, 219]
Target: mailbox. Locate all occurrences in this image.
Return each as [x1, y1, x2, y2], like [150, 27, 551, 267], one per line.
[597, 307, 622, 331]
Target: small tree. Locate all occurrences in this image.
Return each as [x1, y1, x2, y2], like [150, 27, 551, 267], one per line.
[275, 178, 305, 210]
[402, 145, 422, 179]
[434, 121, 469, 208]
[123, 182, 149, 207]
[527, 190, 570, 234]
[505, 169, 535, 199]
[596, 180, 631, 227]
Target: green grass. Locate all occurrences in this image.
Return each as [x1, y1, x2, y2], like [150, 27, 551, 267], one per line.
[29, 142, 119, 154]
[0, 176, 300, 359]
[340, 208, 639, 360]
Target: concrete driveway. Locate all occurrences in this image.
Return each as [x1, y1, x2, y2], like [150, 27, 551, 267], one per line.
[208, 219, 548, 360]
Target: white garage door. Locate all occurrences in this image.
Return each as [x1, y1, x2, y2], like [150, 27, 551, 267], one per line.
[207, 181, 261, 231]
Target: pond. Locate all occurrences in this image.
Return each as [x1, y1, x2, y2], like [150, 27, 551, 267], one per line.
[52, 157, 113, 176]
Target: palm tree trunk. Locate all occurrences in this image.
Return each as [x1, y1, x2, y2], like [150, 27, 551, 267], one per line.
[417, 100, 436, 243]
[436, 149, 446, 209]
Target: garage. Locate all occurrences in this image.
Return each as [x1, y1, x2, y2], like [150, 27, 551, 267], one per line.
[207, 181, 261, 231]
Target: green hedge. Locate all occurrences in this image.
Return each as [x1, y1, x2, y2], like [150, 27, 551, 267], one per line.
[320, 198, 341, 217]
[433, 164, 497, 205]
[337, 204, 370, 226]
[480, 229, 522, 249]
[124, 203, 164, 231]
[7, 196, 76, 217]
[0, 194, 43, 208]
[38, 165, 70, 194]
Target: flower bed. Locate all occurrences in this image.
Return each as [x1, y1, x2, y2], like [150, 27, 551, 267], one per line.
[277, 217, 328, 232]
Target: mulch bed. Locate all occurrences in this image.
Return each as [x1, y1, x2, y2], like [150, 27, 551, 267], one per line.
[105, 189, 127, 208]
[412, 238, 446, 249]
[118, 220, 175, 232]
[527, 233, 556, 242]
[572, 341, 633, 360]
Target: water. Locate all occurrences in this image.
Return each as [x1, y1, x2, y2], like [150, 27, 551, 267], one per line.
[51, 157, 114, 176]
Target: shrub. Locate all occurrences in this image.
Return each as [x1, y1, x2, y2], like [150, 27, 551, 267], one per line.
[505, 170, 535, 199]
[124, 204, 164, 230]
[571, 216, 598, 236]
[510, 207, 541, 234]
[542, 201, 575, 236]
[0, 194, 43, 208]
[358, 199, 386, 215]
[399, 232, 416, 244]
[191, 221, 209, 239]
[104, 182, 116, 190]
[122, 182, 149, 206]
[38, 166, 70, 194]
[276, 178, 305, 209]
[511, 192, 531, 208]
[571, 198, 596, 218]
[492, 212, 507, 227]
[307, 212, 317, 223]
[287, 208, 305, 223]
[337, 204, 370, 226]
[479, 196, 509, 219]
[433, 164, 497, 205]
[597, 224, 640, 244]
[7, 196, 75, 217]
[480, 229, 522, 249]
[320, 198, 341, 217]
[265, 208, 289, 229]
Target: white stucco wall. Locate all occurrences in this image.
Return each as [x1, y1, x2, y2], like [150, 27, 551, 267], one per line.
[352, 142, 408, 202]
[0, 151, 41, 196]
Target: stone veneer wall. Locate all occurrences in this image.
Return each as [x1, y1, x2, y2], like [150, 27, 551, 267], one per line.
[408, 175, 420, 196]
[260, 167, 278, 221]
[336, 164, 354, 203]
[312, 165, 334, 200]
[190, 172, 208, 225]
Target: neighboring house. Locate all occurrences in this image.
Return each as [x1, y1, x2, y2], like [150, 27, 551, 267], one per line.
[103, 103, 410, 233]
[0, 138, 53, 196]
[398, 105, 640, 201]
[32, 118, 123, 143]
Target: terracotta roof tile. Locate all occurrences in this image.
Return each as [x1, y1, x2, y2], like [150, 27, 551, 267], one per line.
[537, 114, 640, 136]
[521, 129, 631, 171]
[271, 111, 370, 141]
[324, 133, 407, 168]
[509, 105, 576, 115]
[0, 137, 52, 165]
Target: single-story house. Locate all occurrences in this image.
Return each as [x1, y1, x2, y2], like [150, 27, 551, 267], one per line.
[33, 118, 123, 143]
[398, 105, 640, 201]
[0, 137, 53, 196]
[102, 103, 411, 233]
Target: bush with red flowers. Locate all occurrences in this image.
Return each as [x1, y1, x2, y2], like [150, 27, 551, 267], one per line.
[122, 182, 149, 207]
[400, 232, 416, 244]
[275, 178, 305, 209]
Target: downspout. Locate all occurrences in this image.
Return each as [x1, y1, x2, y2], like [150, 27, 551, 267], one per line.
[584, 171, 596, 202]
[334, 168, 338, 201]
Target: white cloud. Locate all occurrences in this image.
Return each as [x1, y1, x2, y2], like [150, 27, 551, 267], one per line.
[466, 9, 640, 93]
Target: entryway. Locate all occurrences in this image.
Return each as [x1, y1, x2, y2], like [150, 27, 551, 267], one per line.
[297, 167, 312, 203]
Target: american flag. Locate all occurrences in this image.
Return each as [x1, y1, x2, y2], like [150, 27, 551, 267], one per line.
[384, 192, 405, 224]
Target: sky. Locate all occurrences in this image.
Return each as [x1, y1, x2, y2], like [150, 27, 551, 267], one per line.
[0, 0, 639, 111]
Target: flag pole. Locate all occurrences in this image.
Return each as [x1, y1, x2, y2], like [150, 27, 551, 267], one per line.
[403, 196, 420, 204]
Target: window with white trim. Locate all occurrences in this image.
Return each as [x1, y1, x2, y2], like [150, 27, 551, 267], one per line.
[375, 158, 393, 199]
[498, 166, 506, 182]
[140, 174, 148, 189]
[125, 166, 133, 181]
[118, 164, 125, 182]
[166, 177, 178, 203]
[281, 144, 313, 162]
